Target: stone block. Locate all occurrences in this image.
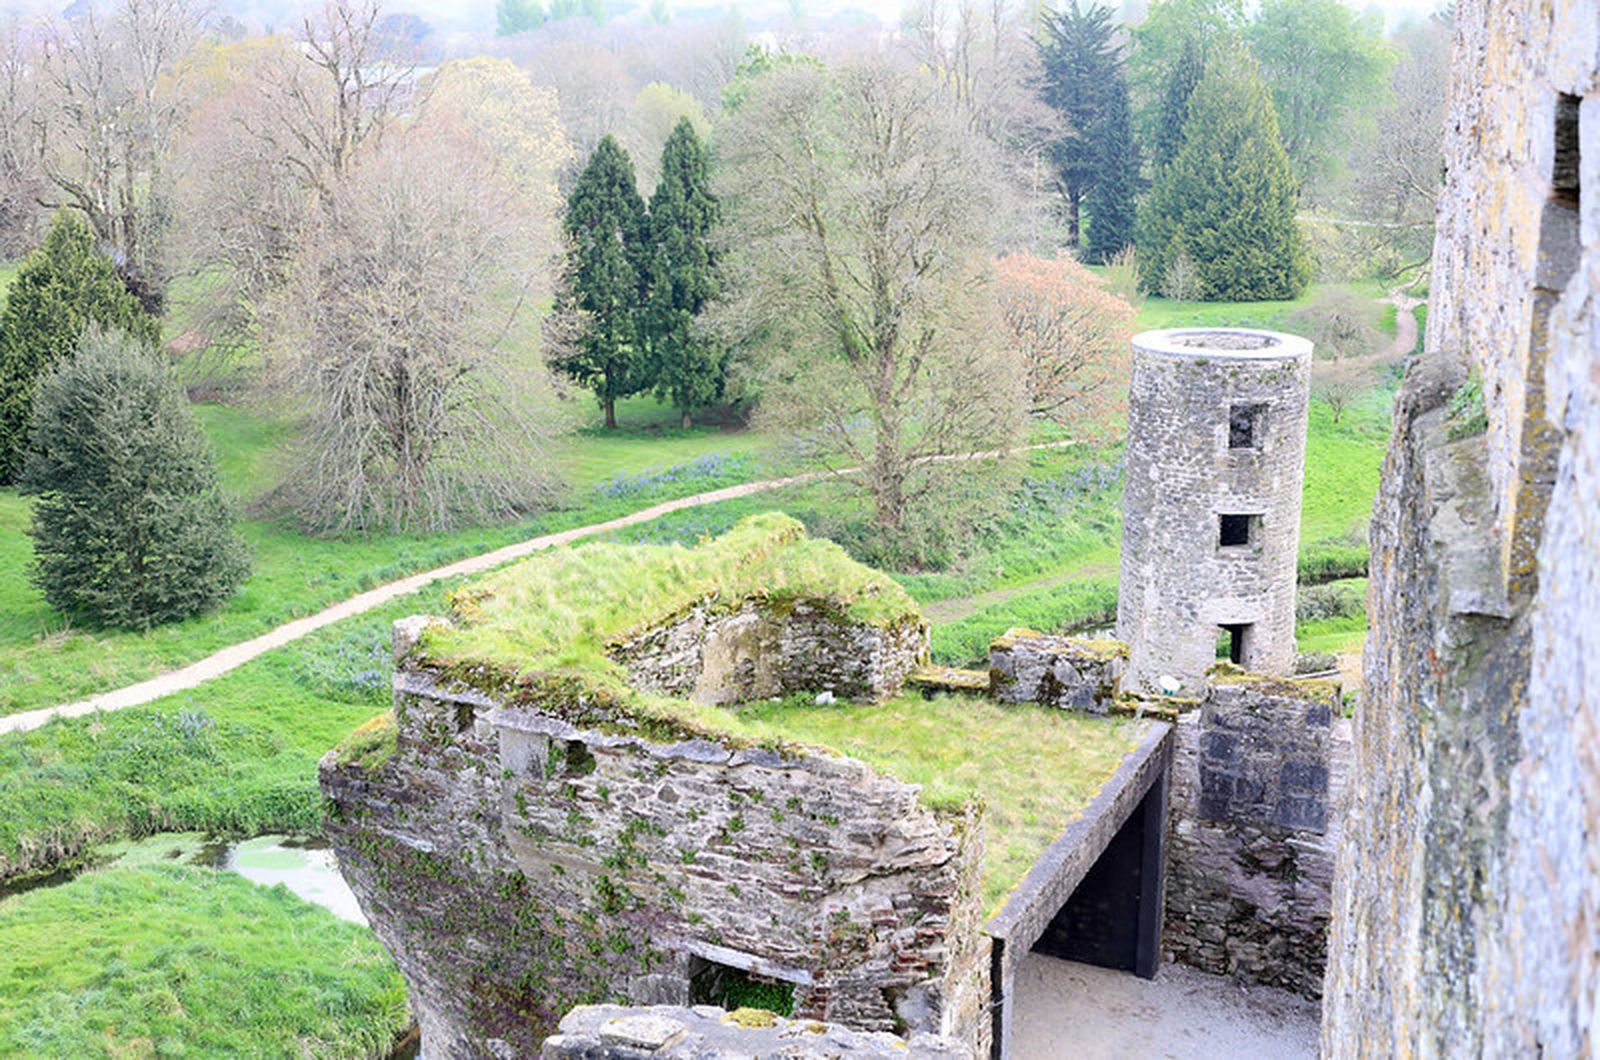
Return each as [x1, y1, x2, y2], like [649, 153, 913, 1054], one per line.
[987, 630, 1125, 711]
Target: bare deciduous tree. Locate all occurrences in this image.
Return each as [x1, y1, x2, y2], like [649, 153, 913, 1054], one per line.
[716, 56, 1025, 546]
[0, 19, 48, 257]
[264, 123, 564, 534]
[36, 0, 205, 311]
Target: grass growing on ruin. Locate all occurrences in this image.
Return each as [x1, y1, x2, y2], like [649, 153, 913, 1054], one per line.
[0, 865, 408, 1055]
[733, 693, 1142, 917]
[425, 513, 920, 678]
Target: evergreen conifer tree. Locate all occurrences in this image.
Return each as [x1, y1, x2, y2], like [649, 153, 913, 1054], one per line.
[21, 328, 248, 630]
[547, 136, 649, 430]
[1083, 76, 1139, 264]
[1152, 36, 1205, 171]
[0, 212, 158, 483]
[1138, 53, 1310, 301]
[644, 119, 723, 429]
[1037, 1, 1121, 247]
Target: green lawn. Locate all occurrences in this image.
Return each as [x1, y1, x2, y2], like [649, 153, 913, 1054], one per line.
[0, 865, 408, 1057]
[1132, 279, 1393, 335]
[0, 395, 779, 715]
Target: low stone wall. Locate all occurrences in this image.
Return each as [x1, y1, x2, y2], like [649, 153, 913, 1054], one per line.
[609, 598, 925, 705]
[541, 1004, 972, 1059]
[321, 639, 986, 1057]
[987, 630, 1125, 712]
[1163, 675, 1348, 997]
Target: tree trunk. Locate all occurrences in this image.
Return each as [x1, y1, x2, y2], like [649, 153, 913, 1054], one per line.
[604, 398, 617, 430]
[1066, 190, 1081, 248]
[681, 409, 692, 430]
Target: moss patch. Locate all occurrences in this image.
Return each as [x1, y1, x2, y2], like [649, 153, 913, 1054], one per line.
[421, 513, 920, 683]
[334, 711, 398, 772]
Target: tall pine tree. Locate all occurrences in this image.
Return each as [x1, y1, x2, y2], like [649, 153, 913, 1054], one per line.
[547, 136, 649, 430]
[0, 212, 158, 483]
[1138, 52, 1310, 301]
[1083, 75, 1139, 264]
[644, 119, 723, 429]
[1036, 1, 1121, 248]
[1152, 36, 1205, 170]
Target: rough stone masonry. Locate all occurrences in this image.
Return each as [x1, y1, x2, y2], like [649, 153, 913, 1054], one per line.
[1321, 0, 1600, 1054]
[1117, 328, 1312, 693]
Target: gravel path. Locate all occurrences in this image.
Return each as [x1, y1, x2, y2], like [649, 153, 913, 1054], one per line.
[2, 441, 1076, 737]
[1011, 955, 1320, 1059]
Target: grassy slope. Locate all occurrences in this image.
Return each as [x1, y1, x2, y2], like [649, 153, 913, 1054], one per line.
[0, 395, 776, 715]
[0, 865, 408, 1056]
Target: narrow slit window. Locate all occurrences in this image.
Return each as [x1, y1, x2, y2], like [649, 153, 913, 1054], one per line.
[1219, 513, 1254, 547]
[1229, 404, 1265, 449]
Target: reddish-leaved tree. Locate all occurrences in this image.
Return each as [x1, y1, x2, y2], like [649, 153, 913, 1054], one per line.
[994, 252, 1135, 441]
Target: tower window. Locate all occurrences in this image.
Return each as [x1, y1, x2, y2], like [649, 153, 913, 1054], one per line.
[1229, 404, 1266, 449]
[1219, 623, 1252, 665]
[1219, 513, 1256, 547]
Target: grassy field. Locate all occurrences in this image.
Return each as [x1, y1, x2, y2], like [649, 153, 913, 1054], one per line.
[0, 865, 409, 1056]
[0, 393, 778, 715]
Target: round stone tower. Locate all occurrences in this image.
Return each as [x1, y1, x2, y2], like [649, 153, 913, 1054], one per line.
[1117, 327, 1313, 693]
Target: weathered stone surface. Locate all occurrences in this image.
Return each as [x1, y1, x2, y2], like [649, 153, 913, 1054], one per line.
[1322, 1, 1600, 1054]
[987, 631, 1125, 712]
[609, 598, 925, 705]
[321, 647, 988, 1058]
[1117, 329, 1313, 692]
[1165, 687, 1348, 1000]
[541, 1004, 972, 1058]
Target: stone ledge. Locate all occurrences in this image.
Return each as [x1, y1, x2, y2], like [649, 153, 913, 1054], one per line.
[541, 1004, 972, 1058]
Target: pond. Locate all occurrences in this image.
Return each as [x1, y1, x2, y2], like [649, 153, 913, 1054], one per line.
[70, 831, 366, 923]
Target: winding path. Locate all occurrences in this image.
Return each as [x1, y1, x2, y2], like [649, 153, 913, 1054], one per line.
[2, 441, 1076, 737]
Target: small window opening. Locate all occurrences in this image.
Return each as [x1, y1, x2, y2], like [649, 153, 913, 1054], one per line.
[1553, 93, 1580, 209]
[689, 957, 795, 1016]
[549, 739, 596, 775]
[1229, 404, 1265, 449]
[1218, 623, 1251, 665]
[1219, 513, 1255, 547]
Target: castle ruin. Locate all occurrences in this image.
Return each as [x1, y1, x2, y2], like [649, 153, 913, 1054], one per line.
[1118, 327, 1313, 692]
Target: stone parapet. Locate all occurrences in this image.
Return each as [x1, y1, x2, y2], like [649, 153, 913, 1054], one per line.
[987, 630, 1126, 712]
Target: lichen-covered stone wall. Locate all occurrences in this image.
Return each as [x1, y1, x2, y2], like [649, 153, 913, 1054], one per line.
[321, 646, 986, 1057]
[987, 630, 1125, 712]
[1322, 0, 1600, 1053]
[609, 599, 924, 705]
[1118, 330, 1312, 692]
[1164, 676, 1346, 998]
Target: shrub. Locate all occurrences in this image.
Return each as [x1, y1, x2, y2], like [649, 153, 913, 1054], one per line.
[20, 328, 249, 629]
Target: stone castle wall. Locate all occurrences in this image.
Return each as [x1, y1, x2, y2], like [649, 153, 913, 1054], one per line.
[1118, 329, 1312, 692]
[1322, 0, 1600, 1054]
[1164, 676, 1346, 998]
[321, 622, 986, 1057]
[609, 599, 924, 705]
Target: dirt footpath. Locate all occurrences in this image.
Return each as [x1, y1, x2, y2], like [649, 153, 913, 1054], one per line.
[1011, 955, 1320, 1059]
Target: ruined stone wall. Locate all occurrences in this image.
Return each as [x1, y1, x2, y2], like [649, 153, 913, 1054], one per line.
[1118, 329, 1312, 692]
[1322, 0, 1600, 1053]
[609, 599, 924, 706]
[987, 631, 1125, 712]
[322, 648, 986, 1057]
[541, 1004, 971, 1059]
[1164, 676, 1345, 997]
